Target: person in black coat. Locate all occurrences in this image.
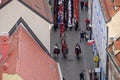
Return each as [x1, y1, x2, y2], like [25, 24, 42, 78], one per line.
[79, 72, 84, 80]
[75, 21, 78, 31]
[63, 77, 65, 80]
[80, 31, 85, 42]
[80, 0, 84, 11]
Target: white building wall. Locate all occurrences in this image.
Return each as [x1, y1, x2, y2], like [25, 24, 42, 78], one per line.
[107, 11, 120, 41]
[0, 0, 51, 52]
[92, 0, 107, 80]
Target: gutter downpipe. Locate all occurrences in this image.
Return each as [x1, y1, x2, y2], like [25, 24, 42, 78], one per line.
[106, 26, 109, 80]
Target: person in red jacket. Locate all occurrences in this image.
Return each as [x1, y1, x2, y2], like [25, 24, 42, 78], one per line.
[60, 23, 65, 38]
[61, 40, 68, 58]
[85, 1, 88, 10]
[85, 18, 90, 30]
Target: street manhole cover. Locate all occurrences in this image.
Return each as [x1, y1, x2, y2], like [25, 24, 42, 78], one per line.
[68, 59, 74, 62]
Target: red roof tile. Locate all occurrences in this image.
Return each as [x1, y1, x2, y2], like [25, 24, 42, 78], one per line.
[0, 0, 11, 9]
[19, 0, 53, 23]
[0, 0, 8, 7]
[0, 0, 53, 23]
[100, 0, 120, 22]
[1, 23, 60, 80]
[100, 0, 112, 22]
[108, 38, 120, 67]
[108, 44, 113, 54]
[114, 52, 120, 67]
[114, 40, 120, 50]
[114, 0, 120, 7]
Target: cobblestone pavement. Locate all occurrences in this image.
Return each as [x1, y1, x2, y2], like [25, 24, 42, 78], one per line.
[50, 0, 95, 80]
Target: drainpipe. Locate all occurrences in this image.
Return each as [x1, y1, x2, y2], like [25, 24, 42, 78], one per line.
[106, 26, 108, 80]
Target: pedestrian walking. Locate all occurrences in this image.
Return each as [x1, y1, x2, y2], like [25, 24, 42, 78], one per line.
[53, 24, 58, 31]
[68, 24, 72, 31]
[75, 21, 79, 31]
[53, 43, 60, 57]
[85, 18, 90, 30]
[79, 72, 84, 80]
[60, 23, 65, 38]
[94, 77, 98, 80]
[80, 0, 84, 11]
[88, 69, 92, 80]
[61, 40, 68, 58]
[63, 77, 65, 80]
[85, 33, 89, 42]
[75, 43, 81, 57]
[85, 1, 88, 11]
[80, 31, 85, 42]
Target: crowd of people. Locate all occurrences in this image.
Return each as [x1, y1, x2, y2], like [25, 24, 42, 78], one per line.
[80, 0, 88, 11]
[53, 0, 91, 59]
[53, 0, 79, 32]
[53, 0, 79, 58]
[52, 0, 98, 80]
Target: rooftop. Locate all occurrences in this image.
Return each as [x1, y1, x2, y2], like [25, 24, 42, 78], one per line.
[19, 0, 53, 23]
[107, 37, 120, 68]
[0, 0, 53, 23]
[0, 19, 60, 80]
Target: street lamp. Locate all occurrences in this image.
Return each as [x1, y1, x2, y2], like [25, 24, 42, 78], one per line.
[0, 0, 1, 4]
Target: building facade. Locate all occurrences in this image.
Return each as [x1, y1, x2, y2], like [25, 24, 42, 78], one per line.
[0, 18, 62, 80]
[107, 37, 120, 80]
[92, 0, 108, 80]
[0, 0, 53, 53]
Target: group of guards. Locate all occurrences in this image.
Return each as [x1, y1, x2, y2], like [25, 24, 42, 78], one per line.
[53, 42, 81, 58]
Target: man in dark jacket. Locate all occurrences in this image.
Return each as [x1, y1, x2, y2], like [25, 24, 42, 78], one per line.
[79, 72, 84, 80]
[80, 0, 84, 11]
[80, 31, 85, 42]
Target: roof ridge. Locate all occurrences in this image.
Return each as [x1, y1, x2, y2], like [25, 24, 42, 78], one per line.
[9, 17, 50, 55]
[0, 0, 12, 9]
[18, 0, 53, 24]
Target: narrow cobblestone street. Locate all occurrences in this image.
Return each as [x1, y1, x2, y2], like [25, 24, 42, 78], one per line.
[50, 0, 95, 80]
